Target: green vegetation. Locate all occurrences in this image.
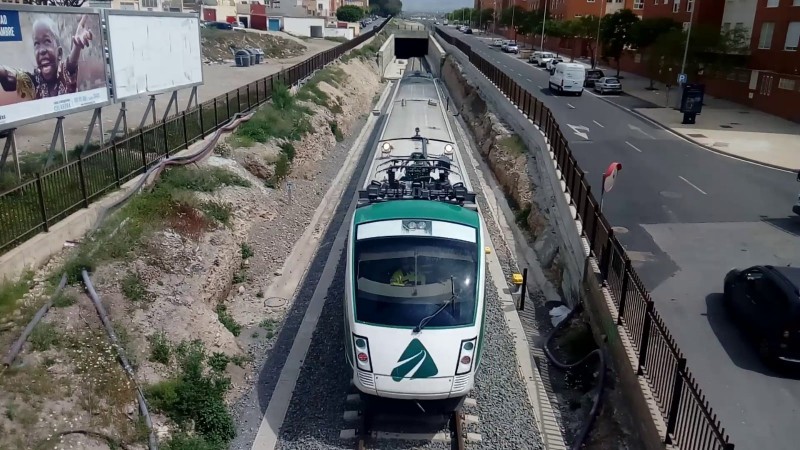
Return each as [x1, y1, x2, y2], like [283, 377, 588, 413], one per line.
[515, 206, 532, 228]
[498, 135, 527, 156]
[148, 331, 171, 365]
[336, 5, 365, 22]
[52, 291, 77, 308]
[121, 271, 149, 302]
[54, 166, 248, 284]
[201, 201, 233, 226]
[0, 270, 32, 317]
[145, 340, 235, 449]
[330, 121, 344, 142]
[216, 304, 241, 337]
[30, 323, 59, 352]
[208, 352, 230, 372]
[240, 242, 254, 260]
[259, 318, 279, 339]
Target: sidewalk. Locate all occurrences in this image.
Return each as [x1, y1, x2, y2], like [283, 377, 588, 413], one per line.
[570, 57, 800, 171]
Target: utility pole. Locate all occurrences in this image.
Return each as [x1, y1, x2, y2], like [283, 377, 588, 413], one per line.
[679, 0, 697, 86]
[539, 0, 548, 51]
[511, 1, 517, 41]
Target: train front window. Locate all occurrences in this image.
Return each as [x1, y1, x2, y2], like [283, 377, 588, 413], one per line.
[354, 236, 478, 328]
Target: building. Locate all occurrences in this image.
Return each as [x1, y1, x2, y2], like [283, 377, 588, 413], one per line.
[749, 0, 800, 75]
[640, 0, 725, 31]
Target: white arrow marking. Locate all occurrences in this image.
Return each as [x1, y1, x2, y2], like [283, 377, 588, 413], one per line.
[567, 124, 590, 140]
[628, 123, 654, 139]
[567, 103, 576, 109]
[593, 120, 604, 128]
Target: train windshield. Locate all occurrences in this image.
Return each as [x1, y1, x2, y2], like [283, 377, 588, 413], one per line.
[354, 236, 478, 328]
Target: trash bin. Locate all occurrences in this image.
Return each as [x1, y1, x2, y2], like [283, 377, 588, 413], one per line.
[252, 48, 265, 64]
[244, 48, 256, 66]
[235, 50, 251, 67]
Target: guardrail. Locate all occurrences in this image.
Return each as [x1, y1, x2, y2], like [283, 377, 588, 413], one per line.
[0, 19, 390, 256]
[434, 27, 735, 450]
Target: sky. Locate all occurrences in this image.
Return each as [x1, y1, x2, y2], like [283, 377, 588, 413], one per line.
[401, 0, 473, 13]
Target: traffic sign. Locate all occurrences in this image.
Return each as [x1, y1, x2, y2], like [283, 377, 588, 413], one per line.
[678, 73, 687, 84]
[602, 162, 623, 193]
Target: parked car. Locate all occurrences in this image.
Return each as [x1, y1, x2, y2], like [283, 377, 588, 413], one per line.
[501, 41, 518, 53]
[464, 27, 473, 34]
[594, 76, 622, 94]
[794, 170, 800, 215]
[548, 62, 585, 96]
[205, 21, 233, 30]
[491, 38, 505, 47]
[546, 57, 563, 72]
[584, 68, 604, 87]
[723, 265, 800, 367]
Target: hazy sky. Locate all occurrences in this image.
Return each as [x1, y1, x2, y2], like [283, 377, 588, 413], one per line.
[402, 0, 473, 13]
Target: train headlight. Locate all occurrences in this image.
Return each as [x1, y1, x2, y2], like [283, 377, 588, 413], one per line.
[381, 142, 392, 153]
[353, 334, 373, 373]
[456, 337, 477, 375]
[444, 144, 454, 155]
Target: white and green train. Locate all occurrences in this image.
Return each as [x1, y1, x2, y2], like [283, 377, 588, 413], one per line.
[344, 70, 487, 412]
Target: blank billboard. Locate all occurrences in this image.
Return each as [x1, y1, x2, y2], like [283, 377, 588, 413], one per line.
[0, 5, 110, 131]
[105, 10, 202, 102]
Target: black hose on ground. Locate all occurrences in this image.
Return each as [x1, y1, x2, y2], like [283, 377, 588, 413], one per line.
[542, 303, 607, 450]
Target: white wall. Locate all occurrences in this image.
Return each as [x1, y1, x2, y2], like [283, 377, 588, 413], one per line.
[426, 33, 445, 77]
[324, 27, 355, 40]
[283, 17, 326, 37]
[722, 0, 758, 39]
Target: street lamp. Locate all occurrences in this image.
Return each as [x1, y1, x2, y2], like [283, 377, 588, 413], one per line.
[679, 0, 697, 86]
[592, 0, 606, 69]
[511, 2, 517, 41]
[539, 0, 548, 51]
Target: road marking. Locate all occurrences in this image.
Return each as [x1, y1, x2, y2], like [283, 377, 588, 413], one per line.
[567, 124, 590, 140]
[625, 141, 642, 153]
[628, 123, 655, 139]
[527, 78, 533, 82]
[593, 120, 604, 128]
[567, 103, 575, 109]
[538, 85, 544, 89]
[678, 176, 708, 195]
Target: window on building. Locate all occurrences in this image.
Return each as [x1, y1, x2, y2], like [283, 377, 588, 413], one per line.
[634, 0, 644, 8]
[794, 0, 800, 6]
[588, 0, 595, 3]
[778, 78, 796, 90]
[785, 22, 800, 50]
[687, 0, 693, 11]
[759, 22, 774, 49]
[766, 0, 779, 6]
[673, 0, 680, 12]
[141, 0, 158, 7]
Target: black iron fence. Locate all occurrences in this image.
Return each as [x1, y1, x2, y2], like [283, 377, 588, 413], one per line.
[0, 19, 391, 256]
[434, 28, 735, 450]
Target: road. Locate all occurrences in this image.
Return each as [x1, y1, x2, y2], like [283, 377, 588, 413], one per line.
[437, 25, 800, 450]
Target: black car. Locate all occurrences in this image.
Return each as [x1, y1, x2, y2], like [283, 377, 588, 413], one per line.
[584, 69, 604, 87]
[206, 21, 233, 30]
[723, 265, 800, 367]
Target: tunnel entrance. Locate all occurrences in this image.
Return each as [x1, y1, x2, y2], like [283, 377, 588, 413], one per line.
[395, 37, 428, 59]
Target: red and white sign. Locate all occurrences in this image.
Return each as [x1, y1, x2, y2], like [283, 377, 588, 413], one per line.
[602, 162, 622, 193]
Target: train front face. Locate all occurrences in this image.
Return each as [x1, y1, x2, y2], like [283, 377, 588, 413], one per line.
[344, 200, 486, 410]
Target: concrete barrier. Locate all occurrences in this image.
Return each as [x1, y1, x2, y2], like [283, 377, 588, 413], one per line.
[425, 32, 445, 77]
[377, 34, 395, 79]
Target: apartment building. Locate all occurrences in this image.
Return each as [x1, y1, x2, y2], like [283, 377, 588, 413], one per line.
[750, 0, 800, 74]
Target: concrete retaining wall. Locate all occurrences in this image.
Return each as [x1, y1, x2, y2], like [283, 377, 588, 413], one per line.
[425, 32, 445, 77]
[377, 34, 395, 79]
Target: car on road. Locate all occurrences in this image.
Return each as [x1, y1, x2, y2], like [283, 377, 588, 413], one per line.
[464, 27, 473, 34]
[594, 76, 622, 94]
[491, 38, 505, 47]
[794, 170, 800, 216]
[584, 69, 604, 87]
[502, 42, 519, 53]
[546, 57, 564, 72]
[549, 62, 585, 96]
[536, 52, 558, 67]
[723, 265, 800, 367]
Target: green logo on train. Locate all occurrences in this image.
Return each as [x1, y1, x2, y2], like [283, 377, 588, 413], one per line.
[391, 338, 439, 381]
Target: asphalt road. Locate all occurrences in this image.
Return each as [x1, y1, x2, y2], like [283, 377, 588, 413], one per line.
[437, 24, 800, 450]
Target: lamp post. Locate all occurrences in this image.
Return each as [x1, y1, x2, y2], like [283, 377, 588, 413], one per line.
[511, 2, 517, 41]
[679, 0, 697, 86]
[592, 0, 606, 68]
[539, 0, 548, 51]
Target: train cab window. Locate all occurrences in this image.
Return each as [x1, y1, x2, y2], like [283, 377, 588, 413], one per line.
[354, 236, 478, 328]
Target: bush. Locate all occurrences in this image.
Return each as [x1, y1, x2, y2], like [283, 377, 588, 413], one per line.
[208, 352, 229, 373]
[216, 304, 241, 337]
[271, 82, 294, 110]
[279, 142, 296, 162]
[273, 153, 290, 183]
[240, 243, 254, 260]
[121, 271, 149, 302]
[148, 331, 171, 365]
[52, 292, 77, 308]
[145, 340, 236, 446]
[0, 270, 32, 317]
[202, 201, 233, 226]
[329, 121, 344, 142]
[30, 323, 59, 352]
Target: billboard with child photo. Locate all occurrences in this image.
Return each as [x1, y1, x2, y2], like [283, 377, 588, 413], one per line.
[0, 5, 110, 131]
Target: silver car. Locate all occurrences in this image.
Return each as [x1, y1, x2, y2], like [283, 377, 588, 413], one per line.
[594, 77, 622, 94]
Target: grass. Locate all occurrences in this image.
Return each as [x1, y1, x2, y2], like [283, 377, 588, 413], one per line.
[148, 331, 171, 365]
[240, 242, 254, 260]
[201, 201, 233, 226]
[0, 270, 33, 317]
[259, 318, 279, 339]
[52, 291, 76, 308]
[498, 134, 527, 156]
[30, 322, 59, 351]
[121, 271, 149, 302]
[208, 352, 229, 372]
[329, 121, 344, 142]
[145, 340, 235, 449]
[216, 304, 241, 337]
[54, 166, 249, 284]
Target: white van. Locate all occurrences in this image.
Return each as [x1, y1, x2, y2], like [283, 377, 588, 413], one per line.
[549, 62, 586, 96]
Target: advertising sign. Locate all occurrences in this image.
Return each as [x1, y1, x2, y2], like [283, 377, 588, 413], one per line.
[105, 10, 203, 102]
[0, 5, 110, 131]
[680, 83, 705, 114]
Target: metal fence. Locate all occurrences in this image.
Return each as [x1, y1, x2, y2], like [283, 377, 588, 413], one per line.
[434, 28, 735, 450]
[0, 20, 391, 256]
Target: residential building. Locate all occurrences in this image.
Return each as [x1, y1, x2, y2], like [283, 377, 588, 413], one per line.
[721, 0, 758, 43]
[750, 0, 800, 74]
[640, 0, 725, 31]
[343, 0, 368, 7]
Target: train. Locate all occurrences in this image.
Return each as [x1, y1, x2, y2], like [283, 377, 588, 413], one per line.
[344, 66, 487, 412]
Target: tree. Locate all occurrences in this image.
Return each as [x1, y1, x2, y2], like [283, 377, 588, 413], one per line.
[369, 0, 402, 16]
[336, 5, 365, 22]
[569, 15, 601, 67]
[599, 9, 640, 76]
[515, 10, 540, 38]
[630, 17, 681, 87]
[479, 8, 495, 30]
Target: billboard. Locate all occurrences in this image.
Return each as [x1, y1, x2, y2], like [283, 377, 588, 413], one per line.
[105, 10, 203, 102]
[0, 5, 110, 131]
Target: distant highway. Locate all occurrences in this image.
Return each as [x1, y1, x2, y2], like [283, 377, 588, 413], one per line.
[436, 24, 800, 450]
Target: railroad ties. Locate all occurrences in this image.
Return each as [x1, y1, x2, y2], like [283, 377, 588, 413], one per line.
[340, 385, 482, 450]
